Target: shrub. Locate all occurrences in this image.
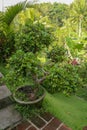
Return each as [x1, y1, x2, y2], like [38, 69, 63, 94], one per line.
[15, 20, 52, 53]
[42, 63, 82, 95]
[78, 62, 87, 86]
[47, 45, 67, 63]
[0, 30, 15, 63]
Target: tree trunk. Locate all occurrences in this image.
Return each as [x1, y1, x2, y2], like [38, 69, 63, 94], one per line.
[78, 16, 82, 38]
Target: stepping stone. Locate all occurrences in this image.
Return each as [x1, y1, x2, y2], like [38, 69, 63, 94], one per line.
[0, 97, 13, 109]
[0, 85, 11, 101]
[0, 105, 22, 130]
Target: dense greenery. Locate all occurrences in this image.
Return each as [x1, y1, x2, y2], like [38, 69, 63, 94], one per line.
[43, 64, 82, 95]
[48, 3, 70, 26]
[47, 45, 67, 63]
[0, 0, 87, 129]
[1, 0, 86, 95]
[0, 1, 28, 62]
[35, 2, 69, 27]
[15, 20, 52, 53]
[78, 62, 87, 85]
[5, 50, 42, 90]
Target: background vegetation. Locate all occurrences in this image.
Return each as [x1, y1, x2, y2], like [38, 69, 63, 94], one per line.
[0, 0, 87, 130]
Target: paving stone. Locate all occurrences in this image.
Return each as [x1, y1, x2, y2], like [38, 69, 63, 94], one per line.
[0, 97, 13, 109]
[59, 125, 72, 130]
[15, 120, 31, 130]
[43, 117, 62, 130]
[41, 112, 53, 122]
[0, 85, 11, 101]
[28, 126, 37, 130]
[30, 115, 46, 128]
[83, 126, 87, 130]
[0, 105, 22, 130]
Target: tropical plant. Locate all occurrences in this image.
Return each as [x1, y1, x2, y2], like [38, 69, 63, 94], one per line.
[48, 2, 69, 27]
[0, 1, 28, 62]
[70, 0, 87, 38]
[65, 36, 84, 57]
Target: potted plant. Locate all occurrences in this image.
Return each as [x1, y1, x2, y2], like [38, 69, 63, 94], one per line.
[13, 85, 46, 105]
[6, 50, 48, 105]
[12, 68, 49, 104]
[5, 20, 52, 105]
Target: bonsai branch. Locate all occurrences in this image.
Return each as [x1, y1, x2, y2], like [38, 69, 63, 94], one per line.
[32, 71, 49, 84]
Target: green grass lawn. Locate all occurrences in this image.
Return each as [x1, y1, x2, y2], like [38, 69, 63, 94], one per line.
[43, 92, 87, 130]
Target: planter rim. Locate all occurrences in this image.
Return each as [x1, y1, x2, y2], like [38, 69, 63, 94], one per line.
[13, 85, 46, 105]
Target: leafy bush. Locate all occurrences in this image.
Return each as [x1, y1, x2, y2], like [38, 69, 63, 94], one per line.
[0, 30, 15, 63]
[78, 62, 87, 86]
[15, 20, 52, 53]
[47, 45, 67, 63]
[42, 64, 82, 95]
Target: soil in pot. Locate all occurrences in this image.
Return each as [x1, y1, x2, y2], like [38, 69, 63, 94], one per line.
[15, 85, 45, 102]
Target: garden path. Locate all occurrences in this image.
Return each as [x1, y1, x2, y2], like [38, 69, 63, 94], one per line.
[11, 112, 72, 130]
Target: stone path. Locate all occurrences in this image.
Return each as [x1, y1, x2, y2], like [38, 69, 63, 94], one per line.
[0, 105, 22, 130]
[0, 85, 11, 100]
[11, 112, 72, 130]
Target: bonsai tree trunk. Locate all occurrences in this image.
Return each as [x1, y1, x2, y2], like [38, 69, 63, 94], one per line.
[32, 71, 49, 85]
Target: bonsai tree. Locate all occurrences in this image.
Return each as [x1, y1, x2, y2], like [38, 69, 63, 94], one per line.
[5, 20, 52, 102]
[5, 19, 53, 104]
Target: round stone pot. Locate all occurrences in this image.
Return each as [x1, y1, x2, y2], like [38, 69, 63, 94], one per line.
[13, 85, 46, 105]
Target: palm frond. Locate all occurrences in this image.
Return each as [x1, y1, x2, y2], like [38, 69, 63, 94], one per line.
[1, 1, 27, 26]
